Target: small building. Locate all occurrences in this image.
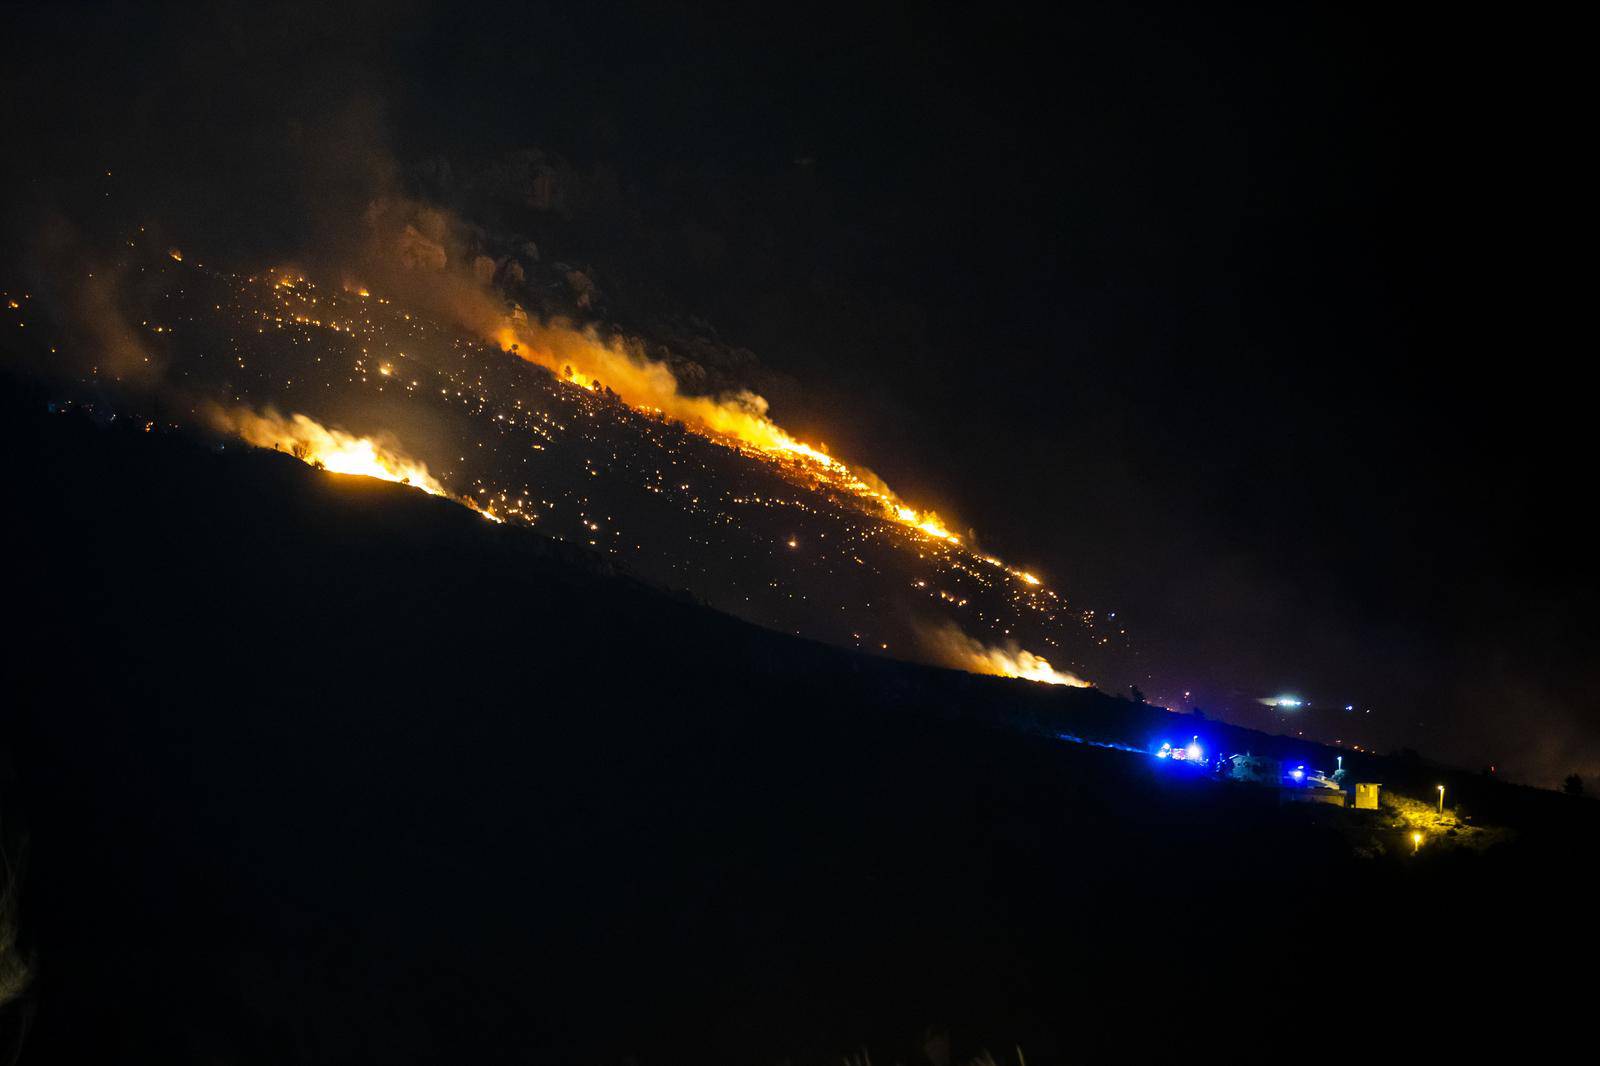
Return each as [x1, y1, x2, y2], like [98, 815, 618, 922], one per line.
[1353, 782, 1382, 810]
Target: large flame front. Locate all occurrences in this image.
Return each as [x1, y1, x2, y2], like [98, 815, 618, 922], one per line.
[206, 405, 447, 497]
[240, 239, 1043, 584]
[356, 202, 977, 552]
[919, 621, 1092, 688]
[489, 317, 964, 545]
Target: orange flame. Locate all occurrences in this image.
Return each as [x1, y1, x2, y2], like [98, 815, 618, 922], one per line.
[919, 621, 1091, 688]
[206, 405, 446, 497]
[489, 317, 965, 545]
[357, 198, 975, 553]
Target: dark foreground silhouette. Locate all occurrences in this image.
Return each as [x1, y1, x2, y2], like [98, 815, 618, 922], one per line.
[4, 388, 1595, 1063]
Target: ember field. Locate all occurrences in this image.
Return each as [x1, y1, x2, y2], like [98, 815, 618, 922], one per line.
[3, 248, 1126, 689]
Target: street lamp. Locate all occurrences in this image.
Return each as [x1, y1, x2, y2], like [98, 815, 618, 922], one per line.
[1412, 831, 1422, 854]
[1437, 784, 1445, 814]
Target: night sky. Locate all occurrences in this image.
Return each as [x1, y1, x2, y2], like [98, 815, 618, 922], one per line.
[4, 1, 1593, 784]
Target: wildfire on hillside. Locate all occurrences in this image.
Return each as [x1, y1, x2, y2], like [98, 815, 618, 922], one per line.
[487, 319, 966, 547]
[208, 404, 510, 521]
[17, 243, 1123, 690]
[207, 404, 446, 495]
[361, 197, 982, 556]
[919, 621, 1092, 688]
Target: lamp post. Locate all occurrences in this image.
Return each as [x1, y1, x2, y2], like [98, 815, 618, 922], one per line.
[1437, 784, 1445, 814]
[1412, 832, 1422, 854]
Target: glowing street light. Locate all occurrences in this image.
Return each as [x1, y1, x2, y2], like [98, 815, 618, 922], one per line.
[1412, 831, 1423, 854]
[1437, 784, 1445, 814]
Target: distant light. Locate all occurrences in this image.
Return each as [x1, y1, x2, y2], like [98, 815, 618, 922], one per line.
[1260, 695, 1304, 709]
[1345, 704, 1354, 712]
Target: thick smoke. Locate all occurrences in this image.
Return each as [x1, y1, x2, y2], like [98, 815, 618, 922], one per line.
[348, 194, 965, 541]
[7, 215, 162, 384]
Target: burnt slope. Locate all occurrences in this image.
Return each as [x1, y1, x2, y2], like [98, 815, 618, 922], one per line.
[4, 392, 1596, 1064]
[0, 252, 1127, 690]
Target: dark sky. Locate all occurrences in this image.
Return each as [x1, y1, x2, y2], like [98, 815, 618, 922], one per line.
[5, 1, 1593, 784]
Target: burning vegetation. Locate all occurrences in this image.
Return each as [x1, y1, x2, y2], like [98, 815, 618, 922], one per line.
[5, 239, 1125, 688]
[920, 621, 1092, 688]
[357, 196, 969, 547]
[490, 319, 966, 545]
[206, 405, 447, 498]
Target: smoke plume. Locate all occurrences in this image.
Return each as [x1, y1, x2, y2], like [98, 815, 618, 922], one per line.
[918, 620, 1091, 688]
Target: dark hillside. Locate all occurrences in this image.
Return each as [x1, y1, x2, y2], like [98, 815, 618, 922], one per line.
[4, 388, 1595, 1063]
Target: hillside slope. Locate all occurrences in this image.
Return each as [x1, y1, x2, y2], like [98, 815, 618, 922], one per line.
[4, 392, 1596, 1063]
[2, 250, 1129, 693]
